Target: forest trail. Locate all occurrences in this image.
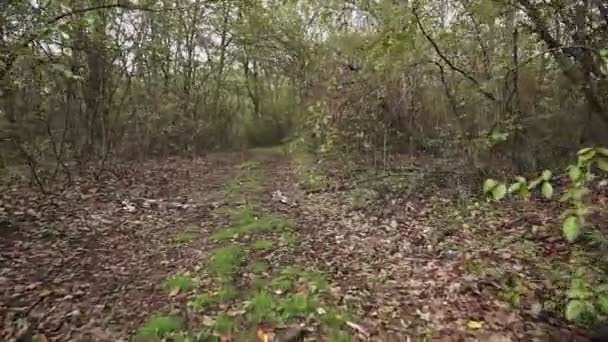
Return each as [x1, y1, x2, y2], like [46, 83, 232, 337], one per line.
[0, 151, 592, 341]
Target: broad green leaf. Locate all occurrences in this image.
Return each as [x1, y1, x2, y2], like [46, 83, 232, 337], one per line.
[528, 177, 543, 190]
[577, 147, 594, 156]
[567, 279, 593, 299]
[541, 182, 553, 199]
[492, 183, 507, 200]
[565, 300, 586, 321]
[508, 182, 521, 194]
[541, 170, 552, 181]
[483, 179, 498, 193]
[578, 149, 596, 162]
[598, 292, 608, 315]
[519, 186, 530, 200]
[597, 284, 608, 293]
[515, 176, 526, 183]
[597, 147, 608, 157]
[597, 157, 608, 172]
[571, 187, 590, 201]
[563, 216, 580, 242]
[568, 166, 582, 182]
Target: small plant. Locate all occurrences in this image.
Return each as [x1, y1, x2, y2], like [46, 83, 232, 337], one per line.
[279, 293, 316, 320]
[319, 308, 349, 329]
[484, 147, 608, 241]
[174, 231, 195, 243]
[214, 314, 235, 335]
[280, 232, 298, 247]
[565, 275, 608, 323]
[249, 291, 278, 323]
[484, 147, 608, 324]
[251, 261, 270, 274]
[212, 210, 292, 242]
[190, 293, 213, 312]
[210, 245, 244, 279]
[163, 274, 194, 293]
[329, 329, 351, 342]
[136, 315, 182, 340]
[217, 283, 239, 302]
[498, 274, 526, 307]
[253, 239, 274, 251]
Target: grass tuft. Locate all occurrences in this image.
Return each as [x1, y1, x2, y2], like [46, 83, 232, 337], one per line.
[253, 239, 274, 251]
[163, 275, 194, 292]
[190, 293, 213, 312]
[249, 291, 278, 323]
[251, 261, 270, 274]
[210, 245, 244, 278]
[136, 315, 182, 339]
[212, 210, 292, 242]
[174, 231, 195, 243]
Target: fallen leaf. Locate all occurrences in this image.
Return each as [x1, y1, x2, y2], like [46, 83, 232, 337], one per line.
[466, 320, 483, 330]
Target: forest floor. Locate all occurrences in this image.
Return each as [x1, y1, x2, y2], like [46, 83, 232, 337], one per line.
[0, 149, 605, 341]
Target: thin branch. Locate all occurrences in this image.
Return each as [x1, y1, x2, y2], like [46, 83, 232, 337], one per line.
[47, 2, 157, 25]
[412, 5, 498, 103]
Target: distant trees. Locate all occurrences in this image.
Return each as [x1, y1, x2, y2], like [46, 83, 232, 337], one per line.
[1, 0, 606, 190]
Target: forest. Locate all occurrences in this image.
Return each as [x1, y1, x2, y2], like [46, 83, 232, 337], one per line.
[1, 0, 607, 341]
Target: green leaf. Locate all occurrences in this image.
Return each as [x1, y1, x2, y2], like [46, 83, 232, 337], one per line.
[597, 147, 608, 157]
[565, 300, 586, 321]
[483, 179, 498, 193]
[491, 183, 507, 201]
[571, 187, 590, 201]
[567, 278, 593, 299]
[597, 157, 608, 172]
[519, 186, 530, 200]
[541, 182, 553, 199]
[568, 166, 582, 182]
[515, 176, 526, 183]
[577, 147, 594, 156]
[508, 182, 521, 194]
[597, 284, 608, 293]
[598, 292, 608, 315]
[528, 177, 543, 190]
[542, 170, 552, 181]
[563, 216, 580, 242]
[578, 149, 596, 162]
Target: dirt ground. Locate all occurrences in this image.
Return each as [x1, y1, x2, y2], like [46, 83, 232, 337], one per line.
[0, 151, 600, 341]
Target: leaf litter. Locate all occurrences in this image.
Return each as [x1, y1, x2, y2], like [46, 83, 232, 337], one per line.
[1, 151, 604, 341]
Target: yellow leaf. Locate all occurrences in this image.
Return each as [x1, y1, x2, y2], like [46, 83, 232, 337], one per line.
[466, 320, 483, 330]
[169, 287, 180, 297]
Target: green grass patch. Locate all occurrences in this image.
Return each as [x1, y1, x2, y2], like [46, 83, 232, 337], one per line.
[238, 161, 260, 171]
[217, 283, 239, 302]
[251, 261, 270, 274]
[279, 293, 317, 320]
[190, 293, 214, 312]
[253, 239, 274, 251]
[224, 174, 264, 201]
[329, 329, 352, 342]
[214, 314, 235, 335]
[174, 231, 195, 243]
[280, 232, 298, 247]
[249, 291, 278, 323]
[210, 245, 244, 279]
[212, 209, 292, 242]
[318, 307, 350, 329]
[136, 315, 182, 340]
[163, 274, 194, 293]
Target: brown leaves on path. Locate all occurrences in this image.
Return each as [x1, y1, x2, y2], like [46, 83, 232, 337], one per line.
[1, 155, 240, 341]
